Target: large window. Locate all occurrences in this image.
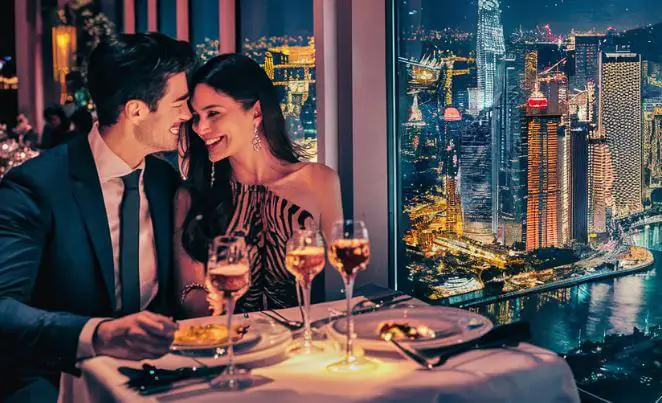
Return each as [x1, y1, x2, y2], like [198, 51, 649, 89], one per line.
[190, 0, 219, 48]
[135, 0, 148, 33]
[393, 1, 662, 398]
[239, 0, 317, 161]
[158, 0, 177, 39]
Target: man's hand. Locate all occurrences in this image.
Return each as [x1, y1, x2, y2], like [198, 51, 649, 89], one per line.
[93, 311, 178, 360]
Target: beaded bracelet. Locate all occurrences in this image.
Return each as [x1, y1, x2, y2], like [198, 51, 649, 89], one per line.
[179, 282, 208, 305]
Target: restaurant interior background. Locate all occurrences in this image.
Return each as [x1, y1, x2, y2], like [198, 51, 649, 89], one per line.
[1, 0, 662, 401]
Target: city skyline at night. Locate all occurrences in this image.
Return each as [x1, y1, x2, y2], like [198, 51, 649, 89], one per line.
[396, 0, 661, 305]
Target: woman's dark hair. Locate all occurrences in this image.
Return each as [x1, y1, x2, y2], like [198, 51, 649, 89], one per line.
[180, 53, 306, 262]
[87, 32, 195, 128]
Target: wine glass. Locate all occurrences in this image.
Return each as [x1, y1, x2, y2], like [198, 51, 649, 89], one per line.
[285, 228, 326, 354]
[326, 219, 377, 373]
[206, 234, 251, 390]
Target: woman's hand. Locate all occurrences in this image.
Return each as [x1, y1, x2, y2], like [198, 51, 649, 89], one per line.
[207, 292, 225, 315]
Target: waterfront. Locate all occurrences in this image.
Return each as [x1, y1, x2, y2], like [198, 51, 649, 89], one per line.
[470, 222, 662, 401]
[475, 222, 662, 354]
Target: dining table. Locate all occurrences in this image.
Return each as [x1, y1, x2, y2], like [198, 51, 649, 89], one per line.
[59, 286, 581, 403]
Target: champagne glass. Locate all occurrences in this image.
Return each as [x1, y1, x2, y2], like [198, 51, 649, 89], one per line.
[285, 228, 326, 354]
[326, 219, 377, 373]
[206, 235, 251, 390]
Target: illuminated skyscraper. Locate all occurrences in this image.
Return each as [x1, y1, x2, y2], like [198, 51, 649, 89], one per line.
[460, 114, 492, 230]
[644, 106, 662, 190]
[588, 134, 614, 234]
[572, 34, 603, 124]
[493, 54, 525, 245]
[402, 93, 427, 198]
[539, 70, 570, 244]
[570, 122, 589, 244]
[599, 51, 643, 217]
[557, 129, 571, 245]
[522, 86, 561, 251]
[476, 0, 505, 111]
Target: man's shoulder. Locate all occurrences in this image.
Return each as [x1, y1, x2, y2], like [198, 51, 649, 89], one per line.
[146, 154, 182, 183]
[3, 143, 71, 188]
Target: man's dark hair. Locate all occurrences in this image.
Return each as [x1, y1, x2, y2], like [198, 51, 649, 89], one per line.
[43, 104, 68, 124]
[70, 108, 94, 134]
[87, 32, 195, 128]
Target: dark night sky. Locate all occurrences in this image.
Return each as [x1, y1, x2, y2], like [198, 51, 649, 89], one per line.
[404, 0, 662, 35]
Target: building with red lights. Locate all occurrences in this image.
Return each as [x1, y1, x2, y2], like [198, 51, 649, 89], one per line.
[522, 90, 561, 251]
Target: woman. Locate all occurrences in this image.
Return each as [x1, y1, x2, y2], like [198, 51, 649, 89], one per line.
[175, 54, 343, 317]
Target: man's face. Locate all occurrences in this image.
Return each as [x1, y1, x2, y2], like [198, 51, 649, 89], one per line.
[47, 115, 62, 129]
[134, 72, 192, 152]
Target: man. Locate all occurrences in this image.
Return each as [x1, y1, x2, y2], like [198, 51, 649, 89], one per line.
[11, 113, 39, 146]
[0, 33, 194, 402]
[40, 105, 71, 149]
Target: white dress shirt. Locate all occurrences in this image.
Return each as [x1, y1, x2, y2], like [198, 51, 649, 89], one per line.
[75, 125, 160, 357]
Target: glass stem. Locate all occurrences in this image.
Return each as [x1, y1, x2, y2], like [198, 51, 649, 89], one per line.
[302, 281, 313, 350]
[345, 277, 355, 364]
[225, 294, 236, 378]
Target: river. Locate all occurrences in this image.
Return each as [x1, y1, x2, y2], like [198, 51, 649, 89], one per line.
[475, 222, 662, 354]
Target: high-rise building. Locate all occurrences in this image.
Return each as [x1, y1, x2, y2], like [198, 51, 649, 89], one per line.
[467, 87, 480, 117]
[493, 55, 526, 244]
[571, 122, 589, 243]
[599, 51, 643, 217]
[402, 93, 427, 198]
[476, 0, 505, 111]
[573, 34, 603, 124]
[557, 128, 571, 245]
[523, 47, 538, 95]
[588, 133, 614, 234]
[644, 106, 662, 190]
[538, 70, 571, 244]
[522, 86, 561, 251]
[460, 114, 493, 226]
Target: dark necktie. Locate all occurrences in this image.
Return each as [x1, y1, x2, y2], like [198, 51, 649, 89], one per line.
[120, 170, 141, 314]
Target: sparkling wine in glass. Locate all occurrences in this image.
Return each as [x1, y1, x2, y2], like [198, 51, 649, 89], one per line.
[285, 228, 326, 354]
[327, 219, 377, 373]
[206, 235, 251, 390]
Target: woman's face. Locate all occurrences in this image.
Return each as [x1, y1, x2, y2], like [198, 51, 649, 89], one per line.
[190, 83, 258, 162]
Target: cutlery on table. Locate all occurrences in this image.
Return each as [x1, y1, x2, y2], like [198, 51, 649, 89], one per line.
[261, 292, 414, 330]
[380, 321, 532, 370]
[120, 363, 226, 395]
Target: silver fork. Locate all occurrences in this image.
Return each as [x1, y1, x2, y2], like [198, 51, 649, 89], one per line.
[261, 310, 304, 331]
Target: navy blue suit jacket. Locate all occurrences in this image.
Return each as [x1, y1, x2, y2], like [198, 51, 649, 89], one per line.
[0, 135, 180, 388]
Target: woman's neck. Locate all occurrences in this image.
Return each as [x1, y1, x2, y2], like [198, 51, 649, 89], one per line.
[228, 145, 291, 185]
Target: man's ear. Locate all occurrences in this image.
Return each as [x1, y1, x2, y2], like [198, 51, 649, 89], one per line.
[123, 100, 150, 125]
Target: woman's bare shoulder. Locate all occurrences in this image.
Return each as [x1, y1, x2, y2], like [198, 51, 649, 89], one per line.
[294, 161, 339, 184]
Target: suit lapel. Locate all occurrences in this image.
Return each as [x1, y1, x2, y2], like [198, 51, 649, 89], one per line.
[144, 157, 173, 309]
[68, 135, 116, 310]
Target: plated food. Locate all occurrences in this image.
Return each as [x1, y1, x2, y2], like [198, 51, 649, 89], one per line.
[378, 321, 436, 341]
[173, 323, 250, 347]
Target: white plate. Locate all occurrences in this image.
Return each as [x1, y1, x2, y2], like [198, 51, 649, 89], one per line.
[171, 316, 292, 367]
[328, 305, 493, 352]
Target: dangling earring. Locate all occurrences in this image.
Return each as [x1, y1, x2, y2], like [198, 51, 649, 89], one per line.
[252, 125, 263, 152]
[210, 162, 215, 188]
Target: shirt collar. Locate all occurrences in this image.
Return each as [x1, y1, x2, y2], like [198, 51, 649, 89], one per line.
[88, 123, 145, 183]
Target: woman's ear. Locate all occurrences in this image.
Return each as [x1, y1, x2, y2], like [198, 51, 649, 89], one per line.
[253, 101, 263, 130]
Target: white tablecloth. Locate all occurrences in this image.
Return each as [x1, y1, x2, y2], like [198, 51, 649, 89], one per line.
[62, 298, 581, 403]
